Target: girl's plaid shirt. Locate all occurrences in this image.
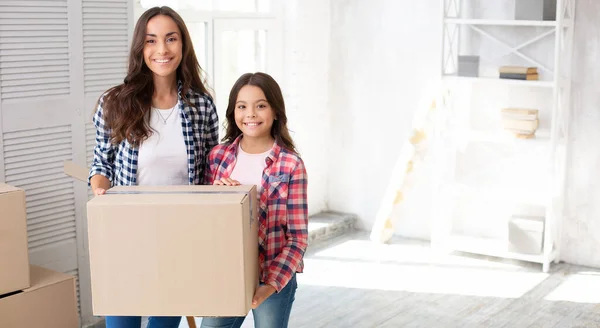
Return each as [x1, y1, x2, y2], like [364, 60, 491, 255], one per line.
[206, 136, 308, 292]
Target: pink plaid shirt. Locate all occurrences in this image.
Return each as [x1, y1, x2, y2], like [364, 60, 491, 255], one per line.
[206, 136, 308, 292]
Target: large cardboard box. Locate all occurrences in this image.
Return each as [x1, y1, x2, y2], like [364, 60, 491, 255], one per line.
[0, 184, 30, 295]
[0, 265, 78, 328]
[87, 185, 259, 317]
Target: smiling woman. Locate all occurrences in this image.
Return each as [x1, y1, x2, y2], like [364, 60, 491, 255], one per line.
[88, 6, 219, 328]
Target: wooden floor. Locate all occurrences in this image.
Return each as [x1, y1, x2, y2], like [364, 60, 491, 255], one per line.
[180, 231, 600, 327]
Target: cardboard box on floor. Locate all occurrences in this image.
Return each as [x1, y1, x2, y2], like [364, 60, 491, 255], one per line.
[64, 161, 259, 317]
[0, 184, 30, 295]
[0, 265, 78, 328]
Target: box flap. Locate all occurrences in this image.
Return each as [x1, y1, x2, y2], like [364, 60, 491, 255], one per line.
[63, 161, 89, 183]
[108, 185, 254, 193]
[88, 185, 256, 207]
[24, 265, 74, 292]
[0, 184, 22, 195]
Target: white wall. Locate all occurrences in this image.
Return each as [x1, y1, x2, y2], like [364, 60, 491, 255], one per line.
[327, 0, 600, 270]
[328, 0, 440, 231]
[561, 0, 600, 267]
[282, 0, 331, 215]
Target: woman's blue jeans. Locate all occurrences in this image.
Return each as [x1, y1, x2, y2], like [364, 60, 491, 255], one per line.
[105, 316, 181, 328]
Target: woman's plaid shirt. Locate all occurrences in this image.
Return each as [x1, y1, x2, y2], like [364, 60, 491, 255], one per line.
[206, 136, 308, 292]
[89, 86, 219, 186]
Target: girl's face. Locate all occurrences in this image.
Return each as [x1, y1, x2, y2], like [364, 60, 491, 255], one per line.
[143, 15, 182, 80]
[234, 85, 275, 142]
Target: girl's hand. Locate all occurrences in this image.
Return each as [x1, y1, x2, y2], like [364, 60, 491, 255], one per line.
[213, 177, 241, 186]
[252, 284, 276, 309]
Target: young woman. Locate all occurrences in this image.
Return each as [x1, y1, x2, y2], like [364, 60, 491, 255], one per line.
[201, 72, 308, 328]
[88, 6, 218, 328]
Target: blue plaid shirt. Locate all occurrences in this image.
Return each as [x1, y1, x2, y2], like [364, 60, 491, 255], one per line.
[89, 84, 219, 186]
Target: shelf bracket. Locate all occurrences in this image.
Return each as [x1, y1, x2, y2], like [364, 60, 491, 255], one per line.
[467, 24, 554, 75]
[487, 29, 556, 66]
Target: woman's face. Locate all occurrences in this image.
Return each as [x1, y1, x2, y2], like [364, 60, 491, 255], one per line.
[143, 15, 183, 79]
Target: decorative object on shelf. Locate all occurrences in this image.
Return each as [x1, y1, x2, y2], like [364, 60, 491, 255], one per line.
[509, 216, 545, 255]
[458, 55, 480, 77]
[499, 66, 539, 80]
[515, 0, 557, 21]
[501, 108, 539, 138]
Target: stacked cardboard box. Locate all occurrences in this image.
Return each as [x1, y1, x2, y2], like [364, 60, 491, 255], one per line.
[0, 184, 79, 328]
[0, 184, 29, 295]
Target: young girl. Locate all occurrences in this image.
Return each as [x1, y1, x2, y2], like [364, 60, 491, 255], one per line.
[88, 6, 218, 328]
[201, 72, 308, 328]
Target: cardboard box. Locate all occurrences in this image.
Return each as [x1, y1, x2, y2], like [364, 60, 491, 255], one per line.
[0, 184, 30, 295]
[0, 265, 78, 328]
[87, 185, 259, 317]
[509, 216, 545, 255]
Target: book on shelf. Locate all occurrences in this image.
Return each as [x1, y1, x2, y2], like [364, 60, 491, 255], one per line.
[502, 119, 539, 131]
[499, 66, 538, 74]
[501, 108, 539, 120]
[501, 107, 539, 138]
[500, 73, 539, 80]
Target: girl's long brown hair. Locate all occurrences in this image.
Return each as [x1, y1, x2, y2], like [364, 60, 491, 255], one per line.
[102, 6, 209, 146]
[223, 72, 297, 153]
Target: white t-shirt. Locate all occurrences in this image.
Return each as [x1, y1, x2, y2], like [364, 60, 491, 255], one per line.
[137, 105, 188, 186]
[230, 144, 271, 193]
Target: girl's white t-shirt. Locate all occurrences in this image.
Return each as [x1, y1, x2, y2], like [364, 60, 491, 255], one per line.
[230, 144, 271, 193]
[137, 105, 189, 186]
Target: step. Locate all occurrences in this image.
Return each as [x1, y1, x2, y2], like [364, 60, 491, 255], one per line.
[308, 211, 357, 246]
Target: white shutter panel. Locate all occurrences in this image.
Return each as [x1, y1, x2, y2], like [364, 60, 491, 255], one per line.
[83, 0, 129, 98]
[0, 1, 132, 326]
[3, 125, 78, 287]
[65, 268, 81, 314]
[0, 0, 77, 270]
[0, 1, 70, 99]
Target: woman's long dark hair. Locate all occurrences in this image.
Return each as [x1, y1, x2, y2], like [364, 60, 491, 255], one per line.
[223, 72, 297, 153]
[102, 6, 209, 146]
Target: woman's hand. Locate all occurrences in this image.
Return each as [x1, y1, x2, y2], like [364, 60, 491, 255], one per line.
[93, 188, 107, 196]
[252, 284, 276, 309]
[213, 177, 241, 186]
[90, 174, 110, 196]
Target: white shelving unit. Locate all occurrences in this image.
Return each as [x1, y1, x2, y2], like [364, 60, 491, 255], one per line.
[433, 0, 576, 272]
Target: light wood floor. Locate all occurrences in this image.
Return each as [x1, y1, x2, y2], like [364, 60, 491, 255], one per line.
[175, 230, 600, 327]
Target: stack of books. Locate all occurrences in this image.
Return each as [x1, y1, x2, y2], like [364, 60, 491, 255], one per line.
[501, 108, 539, 138]
[499, 66, 538, 80]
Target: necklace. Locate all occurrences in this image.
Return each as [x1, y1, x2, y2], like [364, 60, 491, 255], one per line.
[154, 107, 175, 124]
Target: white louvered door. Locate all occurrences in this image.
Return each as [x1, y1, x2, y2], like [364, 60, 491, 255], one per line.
[0, 0, 132, 326]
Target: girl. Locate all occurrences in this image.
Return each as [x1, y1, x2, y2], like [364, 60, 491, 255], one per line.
[88, 6, 218, 328]
[201, 72, 308, 328]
